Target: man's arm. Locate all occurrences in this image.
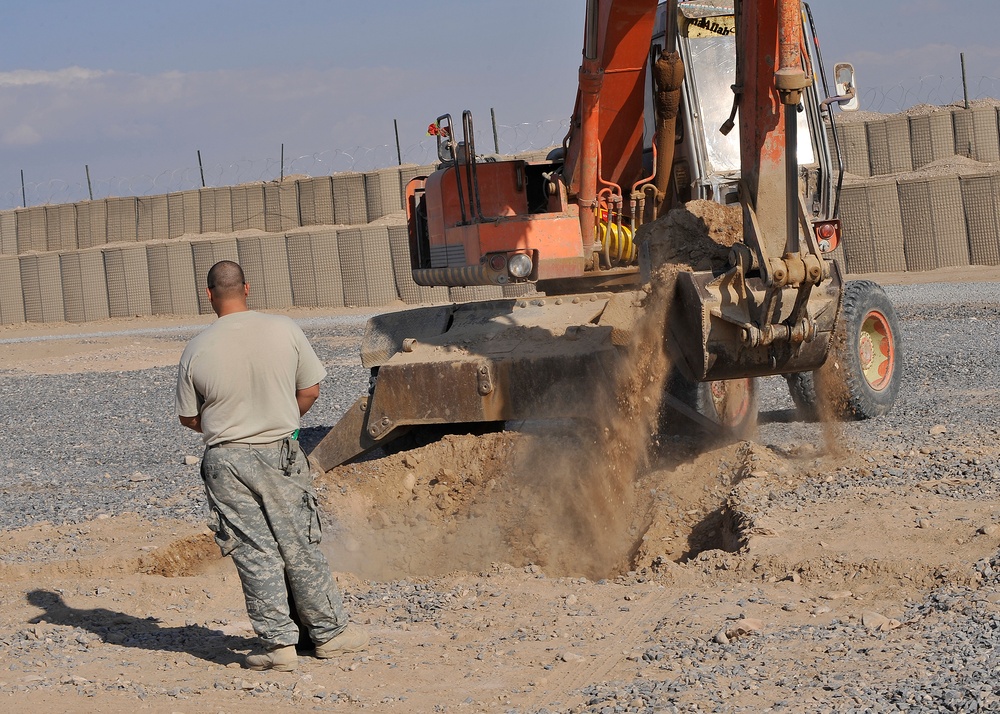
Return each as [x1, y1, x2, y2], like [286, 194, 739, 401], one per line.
[296, 383, 320, 416]
[179, 414, 202, 433]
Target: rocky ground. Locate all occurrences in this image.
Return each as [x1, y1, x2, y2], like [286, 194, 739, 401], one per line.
[2, 269, 1000, 713]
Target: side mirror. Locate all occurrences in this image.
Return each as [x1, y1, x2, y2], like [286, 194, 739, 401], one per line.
[833, 62, 859, 112]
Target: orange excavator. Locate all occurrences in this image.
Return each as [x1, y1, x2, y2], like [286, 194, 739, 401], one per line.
[311, 0, 901, 470]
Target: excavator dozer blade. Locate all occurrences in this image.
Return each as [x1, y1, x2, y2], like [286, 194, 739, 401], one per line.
[308, 396, 382, 473]
[309, 293, 645, 470]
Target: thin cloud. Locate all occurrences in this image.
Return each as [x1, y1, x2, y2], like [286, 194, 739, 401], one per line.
[854, 43, 1000, 81]
[3, 124, 42, 146]
[0, 67, 108, 88]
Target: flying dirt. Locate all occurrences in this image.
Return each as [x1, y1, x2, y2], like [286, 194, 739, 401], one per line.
[315, 200, 760, 581]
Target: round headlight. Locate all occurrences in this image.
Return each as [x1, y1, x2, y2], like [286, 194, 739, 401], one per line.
[508, 253, 533, 279]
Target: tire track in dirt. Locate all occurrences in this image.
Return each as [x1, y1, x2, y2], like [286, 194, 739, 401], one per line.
[520, 585, 679, 710]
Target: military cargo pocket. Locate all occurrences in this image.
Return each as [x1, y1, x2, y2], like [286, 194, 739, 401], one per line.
[305, 493, 323, 545]
[208, 508, 240, 557]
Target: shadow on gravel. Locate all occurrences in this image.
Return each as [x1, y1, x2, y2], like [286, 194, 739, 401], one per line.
[26, 589, 256, 665]
[758, 408, 808, 424]
[298, 425, 331, 454]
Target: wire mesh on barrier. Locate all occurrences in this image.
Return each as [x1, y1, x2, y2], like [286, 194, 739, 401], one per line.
[859, 75, 1000, 115]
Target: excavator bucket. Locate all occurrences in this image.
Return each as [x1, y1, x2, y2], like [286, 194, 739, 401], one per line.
[667, 265, 842, 382]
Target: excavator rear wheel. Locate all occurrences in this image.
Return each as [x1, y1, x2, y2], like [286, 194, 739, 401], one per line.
[786, 280, 902, 421]
[665, 371, 758, 438]
[704, 378, 758, 438]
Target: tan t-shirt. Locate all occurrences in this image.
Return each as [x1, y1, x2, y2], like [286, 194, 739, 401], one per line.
[175, 311, 327, 446]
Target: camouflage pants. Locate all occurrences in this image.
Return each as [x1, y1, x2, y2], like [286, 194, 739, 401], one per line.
[201, 438, 347, 647]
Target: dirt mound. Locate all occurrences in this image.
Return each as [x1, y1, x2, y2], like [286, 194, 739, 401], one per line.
[318, 426, 657, 581]
[636, 199, 741, 272]
[139, 532, 220, 577]
[316, 198, 755, 582]
[317, 278, 677, 582]
[316, 427, 834, 583]
[0, 516, 219, 582]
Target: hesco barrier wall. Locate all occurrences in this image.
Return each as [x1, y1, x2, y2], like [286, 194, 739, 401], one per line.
[5, 106, 1000, 327]
[0, 153, 553, 324]
[833, 100, 1000, 274]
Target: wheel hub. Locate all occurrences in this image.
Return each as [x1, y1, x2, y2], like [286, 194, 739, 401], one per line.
[859, 310, 894, 391]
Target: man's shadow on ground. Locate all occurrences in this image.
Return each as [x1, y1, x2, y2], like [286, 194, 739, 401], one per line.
[26, 589, 256, 666]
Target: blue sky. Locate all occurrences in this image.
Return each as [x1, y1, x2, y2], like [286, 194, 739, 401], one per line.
[1, 0, 998, 209]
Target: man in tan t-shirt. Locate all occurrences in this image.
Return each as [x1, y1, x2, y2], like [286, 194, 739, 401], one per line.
[176, 260, 367, 672]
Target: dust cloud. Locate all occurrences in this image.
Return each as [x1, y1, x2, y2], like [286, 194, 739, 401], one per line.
[500, 269, 677, 579]
[317, 200, 847, 581]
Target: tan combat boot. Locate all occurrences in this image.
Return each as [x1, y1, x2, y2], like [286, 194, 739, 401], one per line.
[245, 644, 297, 672]
[314, 625, 369, 658]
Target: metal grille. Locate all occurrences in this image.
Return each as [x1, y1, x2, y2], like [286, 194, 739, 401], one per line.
[837, 123, 870, 178]
[332, 172, 368, 225]
[147, 242, 199, 315]
[866, 116, 912, 176]
[264, 183, 298, 232]
[448, 285, 503, 302]
[231, 185, 267, 231]
[0, 211, 15, 255]
[20, 254, 64, 323]
[430, 243, 467, 268]
[106, 197, 138, 243]
[103, 245, 152, 317]
[909, 111, 955, 169]
[286, 228, 345, 308]
[16, 207, 47, 253]
[338, 227, 366, 307]
[898, 175, 969, 271]
[364, 168, 404, 221]
[973, 107, 1000, 162]
[60, 249, 109, 323]
[297, 177, 336, 227]
[361, 225, 397, 306]
[960, 172, 1000, 266]
[137, 195, 170, 242]
[0, 256, 24, 324]
[237, 233, 293, 310]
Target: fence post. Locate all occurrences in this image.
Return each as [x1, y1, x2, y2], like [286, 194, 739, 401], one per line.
[961, 53, 969, 110]
[20, 169, 25, 208]
[85, 165, 93, 200]
[490, 108, 500, 154]
[197, 150, 206, 187]
[394, 120, 402, 166]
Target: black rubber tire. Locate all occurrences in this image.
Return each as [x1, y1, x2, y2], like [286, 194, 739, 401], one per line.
[815, 279, 903, 420]
[784, 371, 820, 422]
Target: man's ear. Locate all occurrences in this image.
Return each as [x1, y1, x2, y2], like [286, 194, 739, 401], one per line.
[244, 283, 250, 297]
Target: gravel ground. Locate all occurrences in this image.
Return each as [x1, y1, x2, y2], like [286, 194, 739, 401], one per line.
[10, 281, 997, 534]
[0, 313, 372, 532]
[3, 281, 1000, 712]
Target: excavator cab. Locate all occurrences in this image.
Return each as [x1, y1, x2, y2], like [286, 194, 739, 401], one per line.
[655, 1, 831, 214]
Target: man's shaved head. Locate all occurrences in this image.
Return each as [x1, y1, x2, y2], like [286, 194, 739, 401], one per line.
[207, 261, 246, 298]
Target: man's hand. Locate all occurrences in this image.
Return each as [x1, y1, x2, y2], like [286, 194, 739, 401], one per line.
[179, 414, 202, 433]
[296, 383, 320, 416]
